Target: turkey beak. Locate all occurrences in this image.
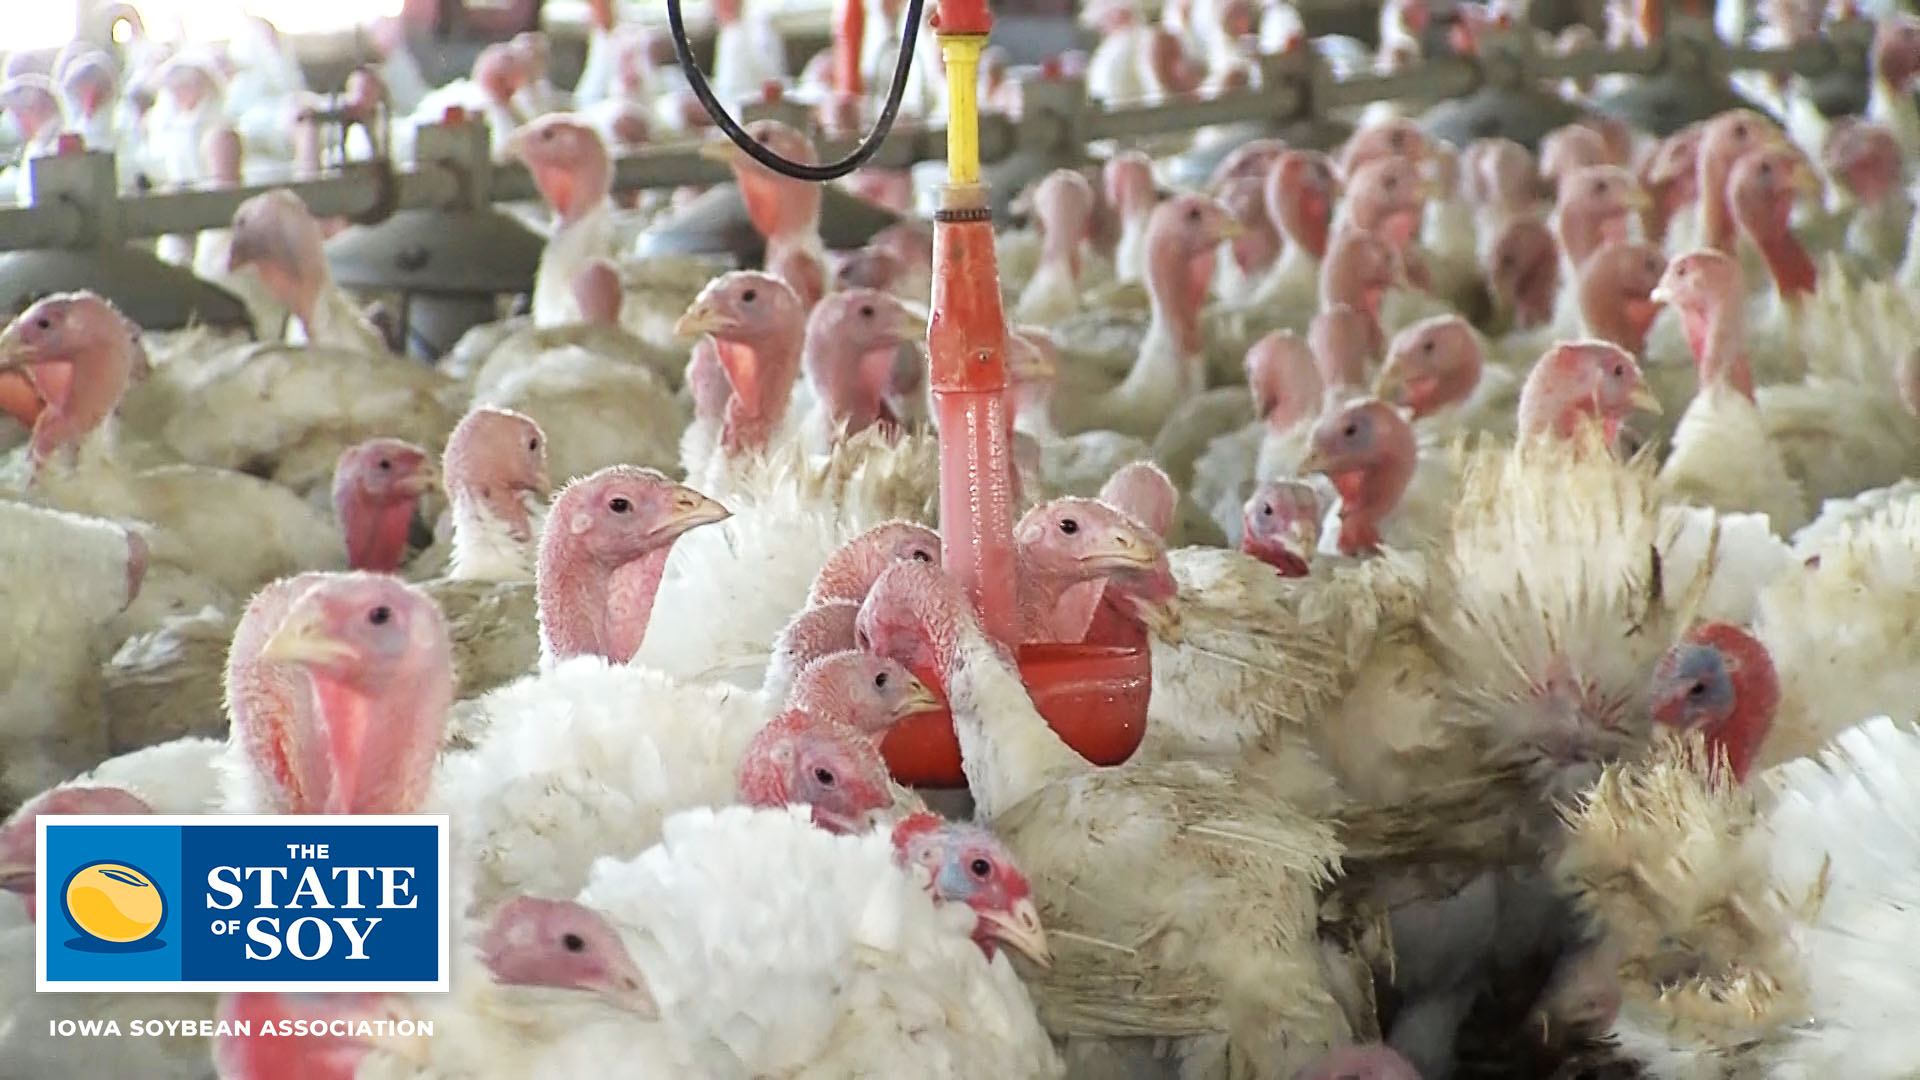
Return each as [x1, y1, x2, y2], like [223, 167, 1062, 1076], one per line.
[1647, 278, 1674, 306]
[1790, 162, 1821, 197]
[1628, 383, 1664, 415]
[0, 861, 31, 895]
[650, 486, 731, 542]
[1297, 444, 1331, 475]
[261, 604, 356, 669]
[674, 300, 729, 338]
[502, 124, 531, 162]
[396, 462, 439, 497]
[1285, 517, 1319, 553]
[894, 303, 928, 343]
[517, 467, 555, 499]
[263, 600, 375, 815]
[982, 898, 1052, 969]
[896, 672, 945, 718]
[1371, 360, 1409, 403]
[0, 318, 48, 371]
[596, 960, 659, 1018]
[1078, 531, 1158, 573]
[1622, 184, 1652, 211]
[1008, 340, 1058, 382]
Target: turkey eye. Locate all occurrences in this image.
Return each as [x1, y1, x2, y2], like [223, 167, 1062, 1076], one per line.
[1185, 206, 1202, 222]
[1384, 175, 1398, 190]
[528, 438, 539, 451]
[1421, 339, 1434, 353]
[34, 316, 49, 330]
[1058, 518, 1079, 535]
[859, 304, 874, 318]
[873, 670, 888, 689]
[368, 605, 392, 626]
[1260, 504, 1273, 516]
[1343, 422, 1359, 438]
[378, 459, 392, 470]
[911, 549, 932, 562]
[813, 767, 836, 787]
[562, 932, 584, 952]
[608, 496, 631, 513]
[1688, 682, 1706, 698]
[1612, 364, 1626, 377]
[969, 858, 992, 878]
[741, 288, 757, 303]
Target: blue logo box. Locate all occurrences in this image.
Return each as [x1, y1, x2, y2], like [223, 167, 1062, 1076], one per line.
[36, 816, 450, 994]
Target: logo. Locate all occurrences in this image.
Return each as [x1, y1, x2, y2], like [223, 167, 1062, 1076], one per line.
[37, 816, 449, 994]
[62, 861, 167, 950]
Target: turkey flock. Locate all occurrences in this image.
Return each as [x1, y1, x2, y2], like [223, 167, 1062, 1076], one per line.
[3, 0, 1920, 1077]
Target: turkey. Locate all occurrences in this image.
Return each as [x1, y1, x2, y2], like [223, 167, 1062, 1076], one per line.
[859, 559, 1354, 1079]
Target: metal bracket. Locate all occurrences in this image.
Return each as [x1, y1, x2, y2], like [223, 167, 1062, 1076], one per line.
[1012, 72, 1090, 167]
[22, 149, 119, 251]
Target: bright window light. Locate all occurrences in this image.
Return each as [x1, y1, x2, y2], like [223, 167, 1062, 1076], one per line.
[13, 6, 78, 50]
[0, 1, 397, 45]
[141, 1, 406, 39]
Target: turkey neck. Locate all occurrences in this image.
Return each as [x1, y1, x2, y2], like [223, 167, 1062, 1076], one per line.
[1555, 205, 1616, 269]
[1712, 689, 1774, 785]
[337, 493, 418, 573]
[718, 322, 804, 455]
[1697, 153, 1739, 255]
[1145, 233, 1209, 359]
[449, 485, 542, 582]
[536, 538, 673, 664]
[929, 619, 1085, 821]
[1748, 223, 1815, 302]
[1014, 557, 1109, 643]
[1276, 187, 1331, 262]
[602, 546, 673, 664]
[32, 335, 134, 464]
[1679, 296, 1755, 401]
[802, 333, 889, 438]
[1038, 213, 1085, 281]
[1229, 219, 1280, 276]
[307, 659, 448, 815]
[1580, 278, 1654, 356]
[534, 200, 613, 326]
[740, 171, 823, 254]
[1330, 450, 1413, 556]
[303, 276, 385, 353]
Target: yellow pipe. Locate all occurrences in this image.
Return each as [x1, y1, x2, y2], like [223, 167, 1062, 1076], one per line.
[941, 34, 987, 186]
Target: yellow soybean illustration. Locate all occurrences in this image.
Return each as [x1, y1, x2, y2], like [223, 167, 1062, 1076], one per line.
[65, 863, 164, 943]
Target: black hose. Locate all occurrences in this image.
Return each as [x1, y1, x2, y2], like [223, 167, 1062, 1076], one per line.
[664, 0, 929, 181]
